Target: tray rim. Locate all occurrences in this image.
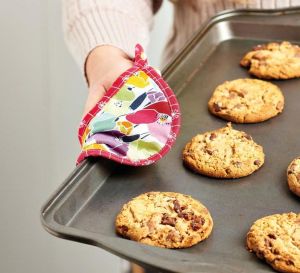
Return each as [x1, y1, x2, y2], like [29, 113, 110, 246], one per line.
[163, 7, 300, 79]
[41, 7, 300, 272]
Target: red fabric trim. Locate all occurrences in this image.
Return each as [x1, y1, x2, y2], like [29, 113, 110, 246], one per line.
[77, 44, 181, 166]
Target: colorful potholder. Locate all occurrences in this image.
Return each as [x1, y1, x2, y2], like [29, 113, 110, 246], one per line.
[77, 44, 181, 166]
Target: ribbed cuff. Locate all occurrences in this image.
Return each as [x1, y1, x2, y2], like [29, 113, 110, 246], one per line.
[64, 6, 151, 76]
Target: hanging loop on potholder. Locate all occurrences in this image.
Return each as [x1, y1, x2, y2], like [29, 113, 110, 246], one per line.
[77, 44, 181, 166]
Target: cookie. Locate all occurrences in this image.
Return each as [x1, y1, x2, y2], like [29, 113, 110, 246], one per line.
[182, 123, 264, 178]
[247, 212, 300, 273]
[208, 79, 284, 123]
[115, 192, 213, 248]
[240, 41, 300, 79]
[287, 157, 300, 197]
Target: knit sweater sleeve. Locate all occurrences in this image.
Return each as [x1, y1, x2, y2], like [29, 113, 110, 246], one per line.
[62, 0, 161, 71]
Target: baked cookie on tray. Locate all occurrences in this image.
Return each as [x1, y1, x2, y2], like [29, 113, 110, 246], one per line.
[287, 157, 300, 197]
[208, 79, 284, 123]
[115, 192, 213, 248]
[246, 212, 300, 273]
[182, 123, 264, 178]
[240, 41, 300, 79]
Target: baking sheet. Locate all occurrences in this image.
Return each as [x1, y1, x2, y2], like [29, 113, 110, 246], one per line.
[41, 9, 300, 273]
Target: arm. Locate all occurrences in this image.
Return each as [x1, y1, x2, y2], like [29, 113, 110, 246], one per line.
[62, 0, 160, 116]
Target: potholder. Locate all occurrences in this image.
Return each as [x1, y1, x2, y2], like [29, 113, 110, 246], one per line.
[77, 44, 181, 166]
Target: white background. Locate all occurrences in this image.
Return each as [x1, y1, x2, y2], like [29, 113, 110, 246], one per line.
[0, 1, 173, 272]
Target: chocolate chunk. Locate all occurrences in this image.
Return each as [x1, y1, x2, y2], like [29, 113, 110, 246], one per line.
[166, 231, 176, 241]
[173, 200, 190, 218]
[194, 215, 205, 224]
[288, 170, 293, 175]
[183, 213, 191, 220]
[286, 260, 295, 266]
[120, 225, 129, 233]
[190, 216, 206, 231]
[180, 212, 191, 220]
[147, 220, 156, 232]
[191, 215, 205, 231]
[268, 233, 276, 240]
[225, 168, 231, 174]
[265, 238, 273, 248]
[179, 211, 193, 220]
[191, 222, 202, 231]
[213, 102, 222, 112]
[209, 133, 217, 140]
[161, 214, 176, 227]
[173, 200, 181, 213]
[254, 160, 261, 166]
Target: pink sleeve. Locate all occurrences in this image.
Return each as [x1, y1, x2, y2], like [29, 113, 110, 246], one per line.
[62, 0, 160, 72]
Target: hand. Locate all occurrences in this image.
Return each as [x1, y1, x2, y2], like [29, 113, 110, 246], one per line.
[83, 46, 133, 117]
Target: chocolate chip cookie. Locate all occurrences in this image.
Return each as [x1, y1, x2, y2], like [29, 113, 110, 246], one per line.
[287, 157, 300, 197]
[241, 41, 300, 79]
[208, 79, 284, 123]
[182, 123, 264, 178]
[115, 192, 213, 248]
[247, 212, 300, 273]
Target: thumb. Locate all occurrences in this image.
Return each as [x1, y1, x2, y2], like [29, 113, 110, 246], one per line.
[83, 84, 106, 117]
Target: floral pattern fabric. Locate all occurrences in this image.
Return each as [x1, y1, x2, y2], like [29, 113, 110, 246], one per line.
[77, 44, 181, 166]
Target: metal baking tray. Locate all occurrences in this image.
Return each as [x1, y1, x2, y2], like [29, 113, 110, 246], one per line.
[41, 9, 300, 273]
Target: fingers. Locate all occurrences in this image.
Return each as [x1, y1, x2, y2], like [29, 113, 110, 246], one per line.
[83, 84, 106, 117]
[86, 45, 133, 89]
[83, 46, 133, 118]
